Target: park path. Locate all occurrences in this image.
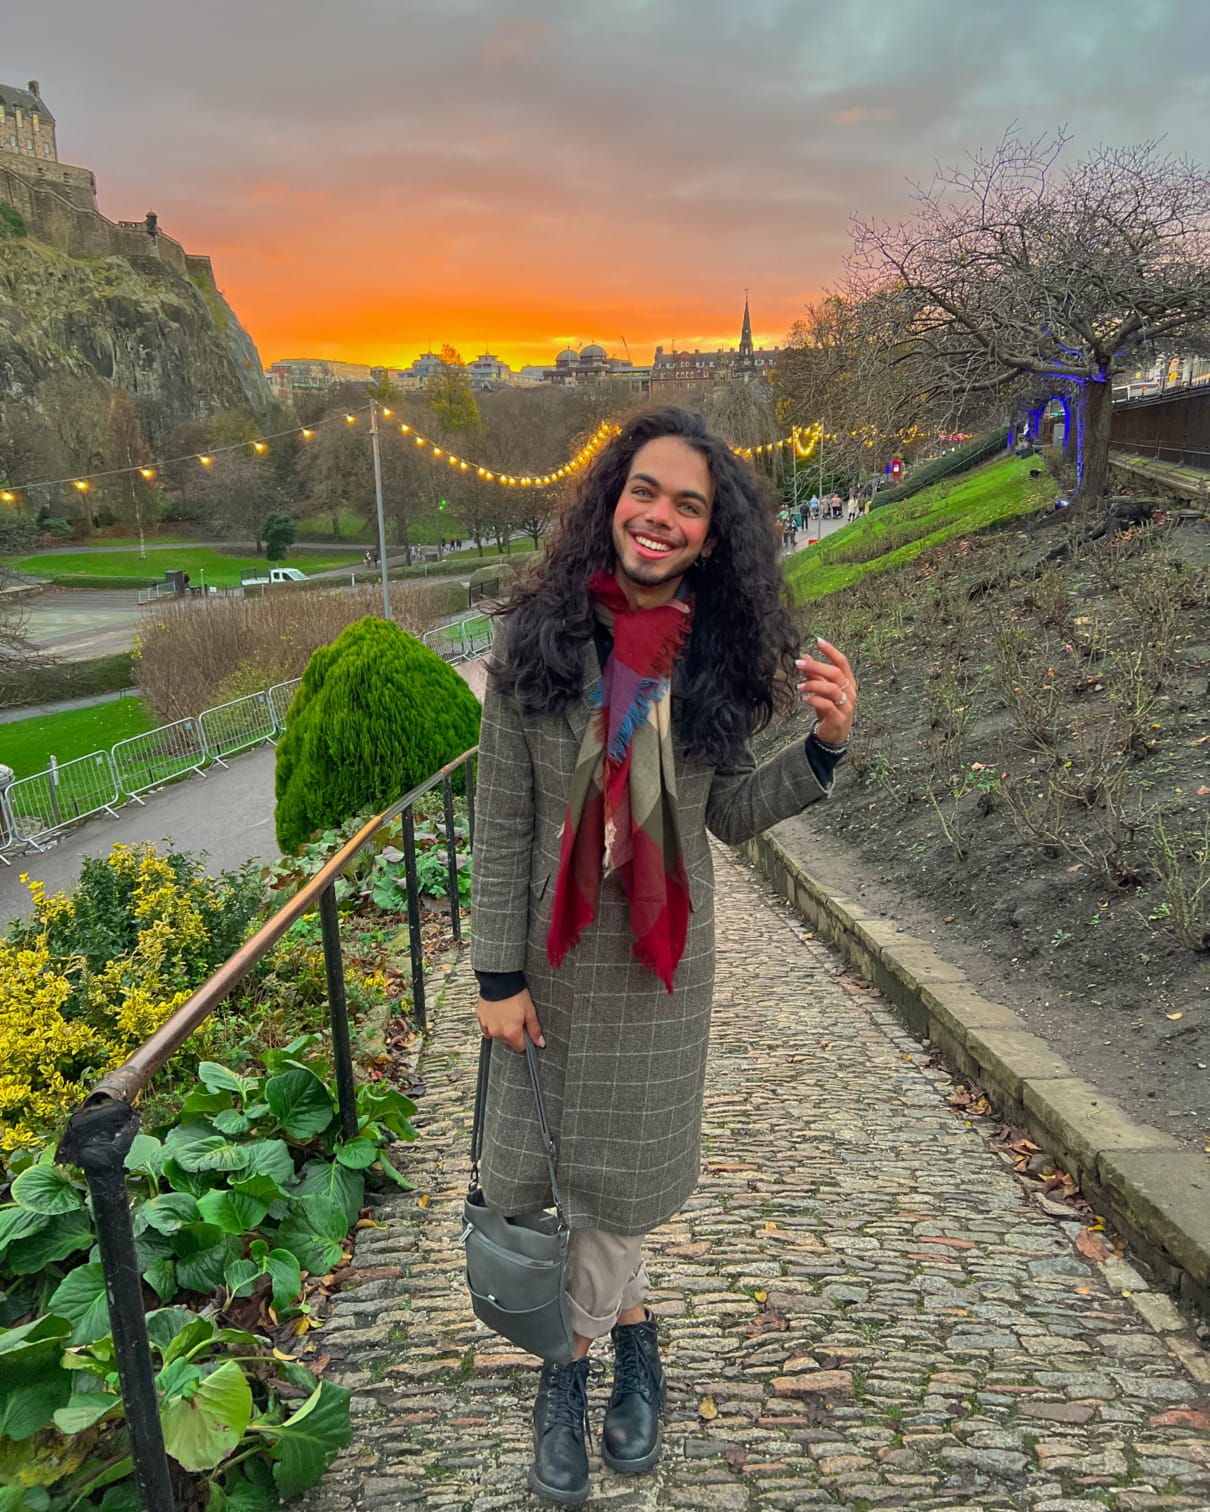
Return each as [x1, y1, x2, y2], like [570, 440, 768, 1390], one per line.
[300, 842, 1210, 1511]
[0, 746, 279, 921]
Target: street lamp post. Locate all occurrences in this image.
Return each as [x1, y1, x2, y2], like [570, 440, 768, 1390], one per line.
[368, 399, 391, 622]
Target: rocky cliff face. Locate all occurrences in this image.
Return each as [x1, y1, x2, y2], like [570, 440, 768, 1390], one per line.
[0, 239, 274, 440]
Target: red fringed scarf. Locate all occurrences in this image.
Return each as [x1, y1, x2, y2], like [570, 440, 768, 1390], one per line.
[547, 571, 693, 991]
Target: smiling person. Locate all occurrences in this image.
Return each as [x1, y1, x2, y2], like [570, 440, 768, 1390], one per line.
[472, 406, 855, 1504]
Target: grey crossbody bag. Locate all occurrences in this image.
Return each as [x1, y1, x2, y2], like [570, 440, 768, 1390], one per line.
[462, 1032, 575, 1365]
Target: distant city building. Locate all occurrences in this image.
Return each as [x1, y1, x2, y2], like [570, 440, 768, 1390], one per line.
[651, 296, 780, 389]
[368, 351, 507, 390]
[266, 358, 372, 401]
[1111, 353, 1210, 402]
[535, 344, 651, 392]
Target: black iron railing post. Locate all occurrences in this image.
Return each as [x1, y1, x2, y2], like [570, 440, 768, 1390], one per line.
[402, 809, 426, 1029]
[58, 1100, 174, 1512]
[442, 776, 461, 943]
[318, 883, 358, 1140]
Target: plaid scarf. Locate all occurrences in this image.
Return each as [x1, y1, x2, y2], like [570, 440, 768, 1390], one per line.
[547, 571, 694, 992]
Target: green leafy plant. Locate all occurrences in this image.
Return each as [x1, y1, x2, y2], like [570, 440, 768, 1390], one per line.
[0, 1039, 412, 1505]
[0, 1307, 350, 1507]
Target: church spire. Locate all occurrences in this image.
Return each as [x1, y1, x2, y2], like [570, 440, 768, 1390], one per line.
[738, 290, 754, 370]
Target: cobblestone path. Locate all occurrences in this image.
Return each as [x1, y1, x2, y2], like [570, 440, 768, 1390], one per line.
[302, 844, 1210, 1511]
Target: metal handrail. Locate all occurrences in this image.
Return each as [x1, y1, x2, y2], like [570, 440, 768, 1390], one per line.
[55, 743, 479, 1510]
[81, 744, 478, 1110]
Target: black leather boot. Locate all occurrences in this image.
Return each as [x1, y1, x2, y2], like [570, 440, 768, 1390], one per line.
[602, 1311, 665, 1474]
[529, 1357, 595, 1505]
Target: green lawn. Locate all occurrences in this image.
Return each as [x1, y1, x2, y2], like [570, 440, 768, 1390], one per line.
[784, 454, 1054, 605]
[0, 697, 156, 778]
[14, 546, 364, 589]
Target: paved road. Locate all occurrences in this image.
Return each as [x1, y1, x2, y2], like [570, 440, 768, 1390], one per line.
[0, 745, 279, 920]
[0, 654, 489, 915]
[19, 588, 144, 659]
[299, 843, 1210, 1510]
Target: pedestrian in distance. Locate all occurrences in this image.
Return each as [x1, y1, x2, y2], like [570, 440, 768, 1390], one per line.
[472, 406, 857, 1504]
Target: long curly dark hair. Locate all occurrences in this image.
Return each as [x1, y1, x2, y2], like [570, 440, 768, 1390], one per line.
[492, 406, 800, 764]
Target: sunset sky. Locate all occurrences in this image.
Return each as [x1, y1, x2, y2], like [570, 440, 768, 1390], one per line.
[8, 0, 1210, 372]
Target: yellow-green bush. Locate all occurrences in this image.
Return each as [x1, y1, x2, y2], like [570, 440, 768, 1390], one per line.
[2, 844, 263, 1160]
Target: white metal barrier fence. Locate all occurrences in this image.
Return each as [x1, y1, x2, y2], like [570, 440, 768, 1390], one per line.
[268, 678, 302, 731]
[1, 751, 122, 853]
[422, 613, 494, 664]
[198, 691, 277, 767]
[110, 717, 208, 803]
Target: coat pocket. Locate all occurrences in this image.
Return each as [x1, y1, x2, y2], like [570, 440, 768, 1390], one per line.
[686, 859, 713, 913]
[530, 871, 551, 902]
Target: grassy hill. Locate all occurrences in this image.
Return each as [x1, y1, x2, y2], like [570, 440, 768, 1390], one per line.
[785, 454, 1054, 605]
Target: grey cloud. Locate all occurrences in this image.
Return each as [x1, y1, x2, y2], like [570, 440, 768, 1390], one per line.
[5, 0, 1209, 340]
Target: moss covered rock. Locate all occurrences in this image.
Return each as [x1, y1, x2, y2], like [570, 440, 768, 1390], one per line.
[274, 616, 481, 853]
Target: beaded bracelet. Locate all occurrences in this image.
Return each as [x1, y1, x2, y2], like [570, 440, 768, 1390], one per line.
[808, 729, 851, 756]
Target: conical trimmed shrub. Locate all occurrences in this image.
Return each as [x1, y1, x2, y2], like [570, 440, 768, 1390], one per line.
[274, 616, 482, 853]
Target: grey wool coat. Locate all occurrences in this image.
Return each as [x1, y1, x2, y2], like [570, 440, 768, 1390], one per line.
[470, 618, 829, 1235]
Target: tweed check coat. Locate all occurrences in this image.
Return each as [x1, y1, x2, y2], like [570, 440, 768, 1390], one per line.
[470, 618, 828, 1235]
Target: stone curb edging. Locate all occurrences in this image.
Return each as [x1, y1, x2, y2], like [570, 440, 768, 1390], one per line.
[739, 829, 1210, 1320]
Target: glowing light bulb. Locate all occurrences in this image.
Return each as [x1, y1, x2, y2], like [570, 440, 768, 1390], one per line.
[199, 455, 212, 467]
[382, 408, 393, 418]
[400, 424, 411, 434]
[1, 490, 15, 503]
[416, 438, 425, 447]
[74, 478, 90, 492]
[460, 461, 468, 471]
[301, 428, 314, 439]
[139, 467, 155, 480]
[433, 447, 443, 457]
[345, 414, 356, 424]
[253, 441, 267, 453]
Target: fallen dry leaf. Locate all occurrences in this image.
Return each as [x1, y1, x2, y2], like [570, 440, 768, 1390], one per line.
[416, 1193, 432, 1208]
[753, 1289, 768, 1302]
[698, 1395, 718, 1421]
[745, 1308, 790, 1335]
[1167, 1012, 1184, 1021]
[724, 1445, 748, 1473]
[1076, 1227, 1111, 1262]
[1198, 786, 1210, 796]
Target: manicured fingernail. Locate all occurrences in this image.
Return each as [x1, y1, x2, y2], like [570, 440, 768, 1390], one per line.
[538, 1036, 546, 1048]
[815, 636, 826, 645]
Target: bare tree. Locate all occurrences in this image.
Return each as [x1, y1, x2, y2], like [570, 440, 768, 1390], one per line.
[849, 128, 1210, 502]
[106, 389, 156, 557]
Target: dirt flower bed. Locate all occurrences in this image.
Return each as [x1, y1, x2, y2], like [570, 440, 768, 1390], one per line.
[762, 507, 1210, 1150]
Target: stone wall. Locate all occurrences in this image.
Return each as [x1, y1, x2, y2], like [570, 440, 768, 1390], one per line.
[0, 161, 192, 275]
[0, 152, 97, 210]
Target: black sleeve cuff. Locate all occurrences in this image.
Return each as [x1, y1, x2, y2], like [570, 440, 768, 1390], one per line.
[804, 732, 845, 788]
[475, 969, 529, 1001]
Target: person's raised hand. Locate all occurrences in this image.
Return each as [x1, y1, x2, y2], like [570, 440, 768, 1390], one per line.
[477, 987, 544, 1054]
[795, 637, 857, 747]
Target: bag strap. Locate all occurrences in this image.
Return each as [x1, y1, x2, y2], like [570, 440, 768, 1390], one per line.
[469, 1031, 567, 1229]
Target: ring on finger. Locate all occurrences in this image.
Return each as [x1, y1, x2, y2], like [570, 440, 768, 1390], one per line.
[839, 691, 848, 706]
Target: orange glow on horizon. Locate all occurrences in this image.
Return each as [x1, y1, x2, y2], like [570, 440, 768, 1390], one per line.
[142, 179, 814, 373]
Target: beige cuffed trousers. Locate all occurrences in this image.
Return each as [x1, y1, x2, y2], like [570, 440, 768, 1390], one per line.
[564, 1229, 649, 1339]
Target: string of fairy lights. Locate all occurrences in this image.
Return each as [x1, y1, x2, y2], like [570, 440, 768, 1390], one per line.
[0, 402, 967, 509]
